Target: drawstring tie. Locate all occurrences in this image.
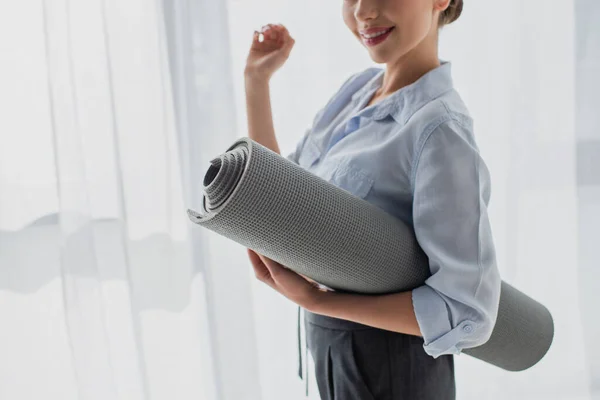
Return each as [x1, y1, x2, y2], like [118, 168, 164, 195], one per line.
[298, 305, 309, 397]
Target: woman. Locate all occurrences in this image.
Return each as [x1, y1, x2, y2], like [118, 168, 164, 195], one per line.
[244, 0, 501, 399]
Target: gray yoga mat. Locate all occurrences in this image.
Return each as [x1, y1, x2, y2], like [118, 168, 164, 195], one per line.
[187, 137, 554, 371]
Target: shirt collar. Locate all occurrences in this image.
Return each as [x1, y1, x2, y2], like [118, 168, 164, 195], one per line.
[351, 61, 454, 124]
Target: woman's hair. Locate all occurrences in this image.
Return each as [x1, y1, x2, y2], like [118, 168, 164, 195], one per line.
[439, 0, 463, 26]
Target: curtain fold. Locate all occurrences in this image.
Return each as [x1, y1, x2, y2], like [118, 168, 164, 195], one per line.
[0, 0, 231, 398]
[160, 1, 262, 400]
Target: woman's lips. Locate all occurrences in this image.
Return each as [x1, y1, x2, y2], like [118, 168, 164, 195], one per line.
[361, 27, 395, 47]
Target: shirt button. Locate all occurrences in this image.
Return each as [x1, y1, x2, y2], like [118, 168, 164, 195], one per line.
[463, 324, 473, 333]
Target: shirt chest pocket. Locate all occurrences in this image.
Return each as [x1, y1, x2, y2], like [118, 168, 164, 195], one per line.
[328, 158, 375, 199]
[298, 138, 375, 200]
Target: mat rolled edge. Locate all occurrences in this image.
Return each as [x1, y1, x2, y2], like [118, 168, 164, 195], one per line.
[462, 281, 554, 371]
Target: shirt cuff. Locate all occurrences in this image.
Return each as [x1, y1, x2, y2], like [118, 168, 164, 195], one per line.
[412, 284, 478, 358]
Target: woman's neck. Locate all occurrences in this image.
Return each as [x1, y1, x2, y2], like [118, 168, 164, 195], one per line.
[379, 34, 441, 97]
[382, 58, 440, 95]
[363, 28, 441, 110]
[366, 53, 439, 109]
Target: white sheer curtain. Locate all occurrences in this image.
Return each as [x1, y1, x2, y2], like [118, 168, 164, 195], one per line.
[0, 0, 259, 399]
[1, 0, 598, 399]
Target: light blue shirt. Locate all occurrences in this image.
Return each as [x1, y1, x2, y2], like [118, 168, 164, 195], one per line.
[286, 61, 501, 357]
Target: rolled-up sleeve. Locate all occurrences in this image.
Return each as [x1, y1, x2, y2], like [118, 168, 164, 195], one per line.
[410, 117, 501, 358]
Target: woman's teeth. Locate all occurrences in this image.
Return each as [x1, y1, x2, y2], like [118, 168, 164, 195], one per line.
[362, 28, 393, 39]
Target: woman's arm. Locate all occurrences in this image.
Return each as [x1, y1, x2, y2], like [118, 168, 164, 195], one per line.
[306, 118, 501, 358]
[307, 290, 422, 337]
[244, 23, 295, 153]
[244, 75, 280, 154]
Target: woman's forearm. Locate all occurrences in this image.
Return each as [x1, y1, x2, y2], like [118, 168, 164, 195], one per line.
[308, 290, 422, 337]
[244, 73, 281, 154]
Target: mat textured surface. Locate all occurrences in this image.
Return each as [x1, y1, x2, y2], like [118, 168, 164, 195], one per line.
[187, 137, 553, 371]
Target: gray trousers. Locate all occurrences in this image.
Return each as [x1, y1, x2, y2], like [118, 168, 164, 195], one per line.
[298, 306, 455, 400]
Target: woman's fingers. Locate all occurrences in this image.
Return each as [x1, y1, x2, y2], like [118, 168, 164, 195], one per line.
[248, 249, 275, 287]
[251, 33, 278, 54]
[251, 23, 294, 55]
[261, 24, 278, 40]
[275, 24, 292, 45]
[248, 249, 266, 278]
[281, 35, 295, 56]
[275, 23, 289, 37]
[252, 30, 261, 44]
[275, 25, 294, 50]
[258, 23, 292, 46]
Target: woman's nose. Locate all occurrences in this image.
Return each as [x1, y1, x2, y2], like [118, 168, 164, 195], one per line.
[355, 0, 379, 22]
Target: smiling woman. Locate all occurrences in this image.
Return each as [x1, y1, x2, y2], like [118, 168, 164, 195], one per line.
[345, 0, 464, 79]
[226, 0, 598, 397]
[243, 0, 499, 399]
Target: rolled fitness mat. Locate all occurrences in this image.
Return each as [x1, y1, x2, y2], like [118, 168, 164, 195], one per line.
[187, 137, 554, 371]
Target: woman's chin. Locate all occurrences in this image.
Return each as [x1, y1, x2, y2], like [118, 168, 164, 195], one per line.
[366, 49, 392, 64]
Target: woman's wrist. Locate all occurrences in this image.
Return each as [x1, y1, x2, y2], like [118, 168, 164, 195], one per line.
[244, 67, 271, 86]
[303, 289, 332, 314]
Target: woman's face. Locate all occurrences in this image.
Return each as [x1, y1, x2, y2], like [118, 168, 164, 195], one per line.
[343, 0, 442, 64]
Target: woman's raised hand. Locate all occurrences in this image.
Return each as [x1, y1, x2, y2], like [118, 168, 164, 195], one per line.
[245, 23, 295, 82]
